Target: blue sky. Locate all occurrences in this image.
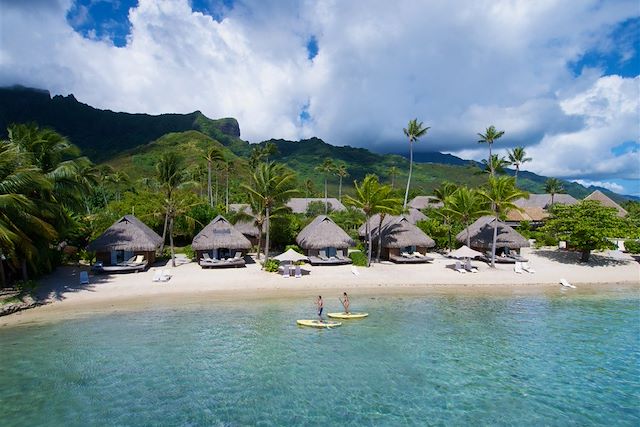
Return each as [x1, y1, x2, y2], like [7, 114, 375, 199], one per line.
[2, 0, 639, 195]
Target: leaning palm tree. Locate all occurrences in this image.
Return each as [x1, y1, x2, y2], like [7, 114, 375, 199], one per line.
[335, 164, 349, 202]
[544, 177, 564, 206]
[480, 176, 527, 267]
[477, 125, 505, 176]
[315, 158, 335, 213]
[403, 119, 430, 209]
[203, 146, 224, 207]
[242, 162, 298, 265]
[344, 175, 399, 267]
[442, 187, 491, 248]
[507, 146, 532, 185]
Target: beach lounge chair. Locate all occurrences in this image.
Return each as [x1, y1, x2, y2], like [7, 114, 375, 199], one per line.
[319, 250, 329, 261]
[522, 262, 536, 274]
[282, 265, 290, 278]
[454, 260, 466, 274]
[295, 265, 302, 278]
[233, 252, 242, 260]
[79, 271, 89, 284]
[514, 262, 524, 274]
[464, 259, 478, 273]
[152, 269, 162, 282]
[117, 255, 137, 266]
[160, 269, 172, 281]
[351, 266, 360, 276]
[412, 251, 424, 259]
[401, 251, 413, 259]
[336, 250, 349, 261]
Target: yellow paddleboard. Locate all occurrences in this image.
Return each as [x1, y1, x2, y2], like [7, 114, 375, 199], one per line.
[296, 320, 342, 328]
[327, 312, 369, 319]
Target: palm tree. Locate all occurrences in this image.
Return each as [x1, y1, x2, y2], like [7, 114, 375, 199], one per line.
[403, 119, 430, 209]
[242, 162, 298, 265]
[433, 181, 459, 250]
[480, 176, 527, 267]
[481, 155, 510, 175]
[315, 158, 335, 213]
[335, 164, 349, 202]
[262, 142, 278, 163]
[204, 146, 224, 207]
[388, 165, 399, 189]
[344, 175, 399, 267]
[156, 152, 184, 264]
[106, 171, 130, 202]
[507, 146, 532, 185]
[544, 178, 564, 206]
[442, 187, 490, 248]
[477, 125, 505, 176]
[304, 179, 316, 198]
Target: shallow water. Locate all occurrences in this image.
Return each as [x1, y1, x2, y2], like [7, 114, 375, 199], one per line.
[1, 292, 638, 426]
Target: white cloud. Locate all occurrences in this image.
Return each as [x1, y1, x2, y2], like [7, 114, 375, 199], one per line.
[0, 0, 638, 191]
[572, 180, 625, 194]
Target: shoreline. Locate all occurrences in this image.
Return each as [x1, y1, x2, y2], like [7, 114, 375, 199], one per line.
[2, 247, 638, 327]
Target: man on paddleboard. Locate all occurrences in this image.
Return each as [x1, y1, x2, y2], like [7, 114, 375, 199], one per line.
[316, 296, 324, 322]
[340, 292, 350, 314]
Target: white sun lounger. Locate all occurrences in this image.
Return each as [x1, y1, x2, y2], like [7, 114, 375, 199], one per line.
[161, 269, 172, 281]
[282, 265, 290, 278]
[454, 260, 466, 274]
[295, 265, 302, 278]
[560, 278, 576, 288]
[351, 266, 360, 276]
[152, 270, 162, 282]
[514, 262, 524, 274]
[522, 262, 536, 274]
[465, 259, 478, 273]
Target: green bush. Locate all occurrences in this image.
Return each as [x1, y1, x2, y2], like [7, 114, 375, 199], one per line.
[264, 259, 280, 272]
[285, 244, 302, 253]
[349, 250, 368, 267]
[180, 245, 195, 260]
[530, 231, 559, 248]
[624, 240, 640, 254]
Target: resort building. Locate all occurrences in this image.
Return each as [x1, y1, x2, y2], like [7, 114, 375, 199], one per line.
[408, 196, 443, 210]
[296, 215, 354, 265]
[457, 216, 530, 262]
[513, 193, 578, 210]
[584, 190, 628, 217]
[405, 208, 427, 224]
[286, 198, 347, 214]
[87, 215, 162, 271]
[359, 214, 435, 263]
[232, 219, 260, 247]
[192, 215, 252, 268]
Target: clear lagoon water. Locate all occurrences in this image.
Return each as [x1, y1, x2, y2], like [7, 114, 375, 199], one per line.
[1, 291, 639, 426]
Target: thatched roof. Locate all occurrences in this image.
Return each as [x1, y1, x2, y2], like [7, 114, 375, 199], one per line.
[192, 215, 252, 250]
[584, 190, 627, 217]
[229, 203, 252, 214]
[456, 216, 530, 249]
[361, 215, 435, 248]
[406, 208, 427, 224]
[88, 215, 162, 252]
[408, 196, 443, 210]
[286, 198, 347, 214]
[233, 219, 260, 237]
[514, 193, 577, 209]
[296, 215, 354, 249]
[506, 207, 548, 222]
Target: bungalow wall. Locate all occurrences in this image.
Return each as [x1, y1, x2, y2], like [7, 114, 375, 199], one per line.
[384, 246, 430, 260]
[304, 247, 349, 257]
[95, 250, 156, 266]
[196, 249, 246, 261]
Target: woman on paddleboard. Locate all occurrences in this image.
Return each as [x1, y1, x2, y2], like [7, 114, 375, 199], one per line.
[316, 296, 324, 321]
[340, 292, 350, 314]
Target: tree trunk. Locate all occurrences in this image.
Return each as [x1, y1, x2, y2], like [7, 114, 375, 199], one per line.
[264, 207, 271, 266]
[21, 259, 28, 281]
[225, 171, 229, 212]
[159, 207, 169, 253]
[514, 166, 519, 186]
[256, 222, 263, 260]
[403, 141, 413, 210]
[339, 176, 343, 202]
[0, 256, 5, 288]
[466, 222, 471, 248]
[169, 216, 176, 267]
[391, 173, 395, 189]
[489, 143, 493, 176]
[324, 176, 328, 214]
[215, 174, 219, 206]
[366, 217, 372, 267]
[491, 216, 498, 268]
[207, 160, 212, 207]
[376, 214, 385, 263]
[580, 249, 590, 263]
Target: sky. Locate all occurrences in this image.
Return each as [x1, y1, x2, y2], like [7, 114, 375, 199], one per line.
[1, 0, 639, 195]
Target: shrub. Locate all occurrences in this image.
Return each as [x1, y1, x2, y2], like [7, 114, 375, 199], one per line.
[349, 250, 368, 267]
[181, 245, 195, 260]
[285, 244, 302, 253]
[263, 259, 280, 272]
[625, 240, 640, 254]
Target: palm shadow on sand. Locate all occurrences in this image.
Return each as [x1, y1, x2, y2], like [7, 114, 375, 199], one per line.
[534, 249, 633, 267]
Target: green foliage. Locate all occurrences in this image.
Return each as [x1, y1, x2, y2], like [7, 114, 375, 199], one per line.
[284, 244, 302, 253]
[15, 279, 38, 294]
[416, 217, 461, 250]
[263, 259, 280, 272]
[329, 207, 365, 239]
[306, 200, 331, 217]
[541, 200, 626, 261]
[348, 250, 368, 267]
[270, 214, 303, 250]
[180, 245, 195, 260]
[624, 240, 640, 254]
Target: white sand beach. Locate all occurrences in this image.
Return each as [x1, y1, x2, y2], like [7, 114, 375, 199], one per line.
[2, 247, 638, 326]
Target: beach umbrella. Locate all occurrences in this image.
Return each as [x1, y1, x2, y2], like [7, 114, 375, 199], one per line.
[273, 248, 308, 263]
[449, 245, 482, 259]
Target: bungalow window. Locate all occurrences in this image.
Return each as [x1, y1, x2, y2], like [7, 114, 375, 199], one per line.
[325, 247, 337, 258]
[110, 250, 133, 265]
[403, 245, 416, 254]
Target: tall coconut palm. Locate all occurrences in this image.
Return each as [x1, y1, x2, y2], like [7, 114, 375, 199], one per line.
[344, 175, 399, 267]
[544, 178, 564, 206]
[242, 162, 298, 265]
[315, 158, 335, 213]
[156, 152, 184, 264]
[433, 181, 459, 250]
[335, 164, 349, 202]
[403, 119, 430, 210]
[204, 146, 224, 207]
[388, 165, 399, 189]
[507, 146, 532, 185]
[304, 179, 316, 198]
[481, 176, 527, 267]
[442, 187, 491, 248]
[477, 125, 505, 176]
[481, 154, 510, 176]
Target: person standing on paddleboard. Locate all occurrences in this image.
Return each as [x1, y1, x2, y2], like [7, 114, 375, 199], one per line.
[316, 296, 324, 322]
[340, 292, 350, 314]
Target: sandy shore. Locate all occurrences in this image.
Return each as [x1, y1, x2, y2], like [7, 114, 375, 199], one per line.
[2, 247, 638, 327]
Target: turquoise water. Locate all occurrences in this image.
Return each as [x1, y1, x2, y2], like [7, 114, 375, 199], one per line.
[1, 293, 639, 426]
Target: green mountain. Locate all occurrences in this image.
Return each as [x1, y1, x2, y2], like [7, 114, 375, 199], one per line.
[0, 86, 634, 203]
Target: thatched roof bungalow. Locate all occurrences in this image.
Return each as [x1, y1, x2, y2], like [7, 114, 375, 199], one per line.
[233, 219, 260, 246]
[584, 190, 627, 217]
[287, 198, 347, 214]
[408, 196, 443, 210]
[514, 193, 577, 209]
[296, 215, 354, 264]
[360, 215, 435, 262]
[192, 215, 251, 266]
[88, 215, 162, 267]
[456, 216, 529, 255]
